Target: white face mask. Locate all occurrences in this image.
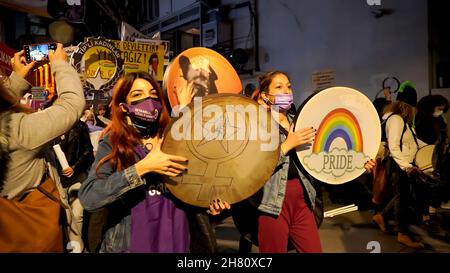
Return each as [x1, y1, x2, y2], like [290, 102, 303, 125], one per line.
[433, 110, 444, 118]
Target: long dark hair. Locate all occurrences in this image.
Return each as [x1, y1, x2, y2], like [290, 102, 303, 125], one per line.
[251, 70, 288, 101]
[96, 72, 170, 173]
[417, 94, 449, 115]
[383, 100, 415, 124]
[251, 70, 298, 116]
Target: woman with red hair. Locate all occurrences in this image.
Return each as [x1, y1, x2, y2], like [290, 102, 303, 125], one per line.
[79, 72, 191, 253]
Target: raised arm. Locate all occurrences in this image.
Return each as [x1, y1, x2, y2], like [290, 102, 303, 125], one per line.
[10, 43, 86, 150]
[4, 50, 36, 101]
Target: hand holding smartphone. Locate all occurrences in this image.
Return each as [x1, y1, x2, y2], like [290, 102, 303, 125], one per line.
[23, 43, 57, 63]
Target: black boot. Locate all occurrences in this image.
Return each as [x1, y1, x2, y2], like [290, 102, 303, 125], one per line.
[424, 214, 447, 239]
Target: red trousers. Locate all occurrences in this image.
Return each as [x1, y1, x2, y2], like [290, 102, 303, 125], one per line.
[258, 179, 322, 253]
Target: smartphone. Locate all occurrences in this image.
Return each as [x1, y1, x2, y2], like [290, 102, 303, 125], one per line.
[23, 43, 57, 63]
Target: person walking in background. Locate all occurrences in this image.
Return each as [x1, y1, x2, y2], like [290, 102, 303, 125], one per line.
[373, 81, 428, 249]
[415, 94, 450, 226]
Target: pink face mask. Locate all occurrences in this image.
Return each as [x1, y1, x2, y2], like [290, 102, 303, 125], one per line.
[265, 93, 293, 111]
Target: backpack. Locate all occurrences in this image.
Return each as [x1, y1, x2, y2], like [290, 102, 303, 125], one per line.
[376, 113, 418, 160]
[373, 113, 419, 204]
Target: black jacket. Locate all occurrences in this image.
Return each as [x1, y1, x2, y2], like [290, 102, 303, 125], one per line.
[415, 113, 447, 145]
[58, 121, 95, 187]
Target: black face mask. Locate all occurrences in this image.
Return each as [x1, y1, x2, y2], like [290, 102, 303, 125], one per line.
[131, 117, 160, 138]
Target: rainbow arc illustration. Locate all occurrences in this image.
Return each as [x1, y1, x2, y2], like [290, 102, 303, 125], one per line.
[312, 108, 363, 153]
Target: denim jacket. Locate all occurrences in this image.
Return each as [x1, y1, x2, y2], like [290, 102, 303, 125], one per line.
[78, 136, 149, 253]
[251, 117, 317, 216]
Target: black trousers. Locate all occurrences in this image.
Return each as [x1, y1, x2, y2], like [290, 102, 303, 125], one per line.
[185, 208, 218, 253]
[392, 169, 418, 233]
[380, 159, 419, 234]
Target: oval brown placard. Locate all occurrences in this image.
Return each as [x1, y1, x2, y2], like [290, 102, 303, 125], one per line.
[162, 94, 279, 207]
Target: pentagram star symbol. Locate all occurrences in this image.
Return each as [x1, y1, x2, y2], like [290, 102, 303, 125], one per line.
[197, 115, 241, 153]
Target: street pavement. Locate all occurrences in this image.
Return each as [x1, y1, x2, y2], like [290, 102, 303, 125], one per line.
[215, 195, 450, 253]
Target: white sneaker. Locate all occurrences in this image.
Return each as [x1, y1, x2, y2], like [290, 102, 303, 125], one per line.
[441, 201, 450, 210]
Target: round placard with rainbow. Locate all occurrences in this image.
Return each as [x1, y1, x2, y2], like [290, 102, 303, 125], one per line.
[294, 87, 381, 185]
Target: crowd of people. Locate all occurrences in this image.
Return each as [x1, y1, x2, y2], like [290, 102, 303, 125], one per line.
[370, 82, 450, 249]
[0, 43, 448, 253]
